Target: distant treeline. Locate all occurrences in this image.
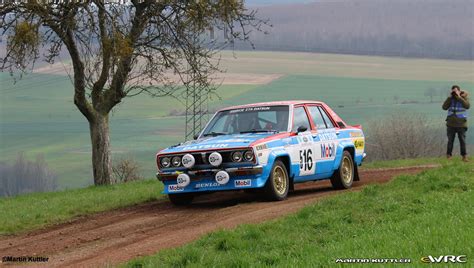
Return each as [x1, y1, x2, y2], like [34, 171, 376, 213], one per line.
[231, 0, 474, 60]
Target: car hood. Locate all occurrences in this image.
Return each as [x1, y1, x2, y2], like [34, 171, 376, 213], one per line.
[159, 133, 274, 154]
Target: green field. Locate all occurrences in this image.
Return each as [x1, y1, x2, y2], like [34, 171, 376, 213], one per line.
[127, 159, 474, 267]
[1, 51, 473, 189]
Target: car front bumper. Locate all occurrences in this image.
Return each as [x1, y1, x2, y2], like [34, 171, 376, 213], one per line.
[157, 165, 266, 194]
[156, 165, 264, 181]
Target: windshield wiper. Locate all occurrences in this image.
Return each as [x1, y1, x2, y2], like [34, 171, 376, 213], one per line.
[240, 129, 279, 134]
[203, 132, 227, 137]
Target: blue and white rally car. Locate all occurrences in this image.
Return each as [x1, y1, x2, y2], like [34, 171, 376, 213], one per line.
[156, 101, 366, 205]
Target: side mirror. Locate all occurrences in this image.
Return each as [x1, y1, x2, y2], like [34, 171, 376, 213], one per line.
[193, 134, 199, 140]
[297, 126, 308, 133]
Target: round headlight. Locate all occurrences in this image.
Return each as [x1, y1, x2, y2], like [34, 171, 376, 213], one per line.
[208, 152, 222, 167]
[244, 150, 254, 162]
[182, 154, 195, 168]
[161, 157, 171, 168]
[231, 151, 243, 162]
[172, 156, 182, 167]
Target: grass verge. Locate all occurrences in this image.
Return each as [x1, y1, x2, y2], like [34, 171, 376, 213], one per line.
[361, 157, 446, 169]
[0, 179, 162, 235]
[127, 159, 473, 267]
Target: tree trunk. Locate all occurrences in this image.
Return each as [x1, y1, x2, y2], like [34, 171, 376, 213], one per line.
[89, 114, 112, 185]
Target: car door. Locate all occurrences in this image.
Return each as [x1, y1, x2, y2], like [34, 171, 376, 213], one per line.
[291, 106, 317, 179]
[307, 105, 339, 177]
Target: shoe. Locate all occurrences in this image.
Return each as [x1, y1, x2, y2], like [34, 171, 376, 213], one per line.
[447, 155, 452, 160]
[462, 156, 469, 162]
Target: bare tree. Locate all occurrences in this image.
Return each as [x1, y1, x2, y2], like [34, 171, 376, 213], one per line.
[437, 87, 449, 100]
[1, 0, 266, 185]
[393, 95, 399, 104]
[424, 87, 437, 103]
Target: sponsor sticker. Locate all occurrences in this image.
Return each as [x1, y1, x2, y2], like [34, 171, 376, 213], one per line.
[350, 132, 363, 138]
[234, 179, 252, 187]
[255, 144, 268, 151]
[354, 139, 365, 150]
[168, 184, 184, 192]
[320, 143, 336, 158]
[195, 182, 222, 188]
[229, 106, 271, 113]
[318, 132, 337, 141]
[181, 143, 229, 151]
[297, 135, 313, 144]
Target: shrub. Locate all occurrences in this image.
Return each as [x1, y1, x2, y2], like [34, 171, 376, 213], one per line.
[112, 156, 141, 183]
[365, 113, 445, 161]
[0, 153, 58, 197]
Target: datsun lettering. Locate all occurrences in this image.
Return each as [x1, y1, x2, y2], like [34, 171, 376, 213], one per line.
[156, 101, 366, 205]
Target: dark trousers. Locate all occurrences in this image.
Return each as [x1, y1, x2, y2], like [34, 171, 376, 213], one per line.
[447, 126, 468, 156]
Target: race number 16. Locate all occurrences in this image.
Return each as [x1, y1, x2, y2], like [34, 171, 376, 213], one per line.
[299, 149, 313, 171]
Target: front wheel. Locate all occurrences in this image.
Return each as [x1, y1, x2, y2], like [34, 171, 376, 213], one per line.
[168, 193, 194, 206]
[264, 160, 289, 201]
[330, 150, 354, 189]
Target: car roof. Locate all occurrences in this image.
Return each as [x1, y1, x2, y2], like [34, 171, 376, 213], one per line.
[218, 100, 324, 112]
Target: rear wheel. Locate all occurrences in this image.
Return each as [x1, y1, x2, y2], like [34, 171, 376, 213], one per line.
[168, 193, 194, 206]
[330, 150, 354, 189]
[264, 160, 289, 201]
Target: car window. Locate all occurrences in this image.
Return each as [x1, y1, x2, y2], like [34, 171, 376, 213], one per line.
[292, 107, 311, 132]
[308, 106, 327, 130]
[207, 113, 230, 133]
[318, 107, 336, 128]
[202, 106, 289, 135]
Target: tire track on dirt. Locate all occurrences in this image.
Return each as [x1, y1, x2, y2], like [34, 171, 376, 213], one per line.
[0, 165, 437, 267]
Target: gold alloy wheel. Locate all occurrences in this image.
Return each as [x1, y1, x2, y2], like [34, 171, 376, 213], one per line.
[273, 165, 287, 195]
[341, 156, 354, 185]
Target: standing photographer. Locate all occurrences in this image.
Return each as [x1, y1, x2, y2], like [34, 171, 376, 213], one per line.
[442, 85, 470, 162]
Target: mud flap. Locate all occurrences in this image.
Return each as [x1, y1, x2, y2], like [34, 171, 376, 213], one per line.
[289, 176, 295, 191]
[354, 165, 360, 181]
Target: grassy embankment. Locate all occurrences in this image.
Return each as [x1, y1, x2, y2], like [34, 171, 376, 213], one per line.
[0, 179, 163, 235]
[127, 158, 473, 267]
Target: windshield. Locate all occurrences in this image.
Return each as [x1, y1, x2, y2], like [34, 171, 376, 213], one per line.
[202, 105, 290, 136]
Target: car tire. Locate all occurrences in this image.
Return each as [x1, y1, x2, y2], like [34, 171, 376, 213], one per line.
[168, 193, 194, 206]
[330, 150, 354, 189]
[264, 160, 289, 201]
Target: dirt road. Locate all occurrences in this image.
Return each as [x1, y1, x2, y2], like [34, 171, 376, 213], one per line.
[0, 166, 435, 267]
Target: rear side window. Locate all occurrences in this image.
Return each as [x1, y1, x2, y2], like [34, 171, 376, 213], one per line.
[319, 107, 336, 128]
[308, 106, 327, 129]
[292, 107, 311, 132]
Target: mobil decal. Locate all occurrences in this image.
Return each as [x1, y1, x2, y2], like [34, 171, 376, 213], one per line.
[320, 143, 336, 158]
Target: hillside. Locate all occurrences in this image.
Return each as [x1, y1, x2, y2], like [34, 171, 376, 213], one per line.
[1, 51, 473, 190]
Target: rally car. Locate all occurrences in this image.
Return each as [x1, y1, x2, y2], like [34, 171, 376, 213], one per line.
[156, 101, 366, 205]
